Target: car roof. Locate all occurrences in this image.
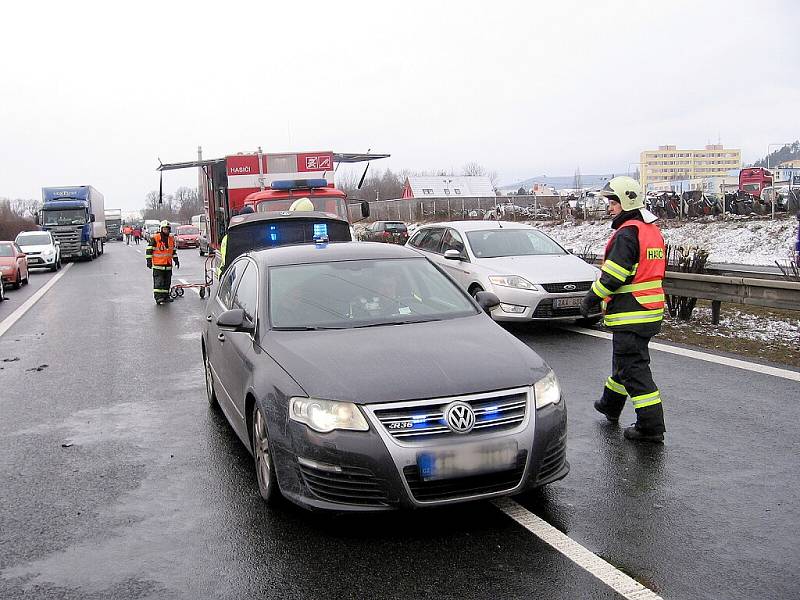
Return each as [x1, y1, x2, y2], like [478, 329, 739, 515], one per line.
[228, 211, 349, 230]
[415, 220, 535, 232]
[248, 241, 422, 267]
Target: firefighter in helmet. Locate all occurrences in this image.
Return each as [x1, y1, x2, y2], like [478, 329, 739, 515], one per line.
[146, 220, 179, 304]
[580, 176, 667, 443]
[289, 197, 314, 212]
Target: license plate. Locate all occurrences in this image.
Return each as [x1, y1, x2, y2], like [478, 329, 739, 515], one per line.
[553, 296, 582, 309]
[417, 441, 518, 481]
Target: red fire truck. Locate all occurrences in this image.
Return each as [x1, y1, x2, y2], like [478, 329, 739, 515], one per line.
[739, 167, 773, 199]
[158, 149, 387, 250]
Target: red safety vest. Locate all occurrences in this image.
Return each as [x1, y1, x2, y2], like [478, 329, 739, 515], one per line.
[151, 233, 175, 267]
[604, 220, 666, 310]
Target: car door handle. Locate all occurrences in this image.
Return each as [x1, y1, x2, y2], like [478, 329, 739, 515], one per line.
[207, 315, 213, 322]
[217, 333, 226, 342]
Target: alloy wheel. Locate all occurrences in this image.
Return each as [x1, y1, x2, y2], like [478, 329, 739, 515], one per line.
[253, 407, 274, 501]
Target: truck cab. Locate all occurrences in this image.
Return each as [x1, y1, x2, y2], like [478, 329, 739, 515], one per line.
[39, 186, 107, 261]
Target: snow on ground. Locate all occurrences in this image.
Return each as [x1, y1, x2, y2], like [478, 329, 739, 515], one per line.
[533, 217, 797, 266]
[669, 306, 799, 344]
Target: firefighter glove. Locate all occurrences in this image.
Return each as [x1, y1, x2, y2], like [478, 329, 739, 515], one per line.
[146, 258, 152, 269]
[580, 292, 601, 318]
[174, 258, 180, 269]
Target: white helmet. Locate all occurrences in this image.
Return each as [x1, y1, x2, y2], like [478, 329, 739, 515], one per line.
[289, 197, 314, 212]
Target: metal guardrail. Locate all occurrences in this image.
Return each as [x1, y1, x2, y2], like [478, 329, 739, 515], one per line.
[663, 272, 800, 323]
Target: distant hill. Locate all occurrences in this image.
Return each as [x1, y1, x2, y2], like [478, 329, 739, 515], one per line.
[499, 174, 620, 192]
[751, 141, 799, 168]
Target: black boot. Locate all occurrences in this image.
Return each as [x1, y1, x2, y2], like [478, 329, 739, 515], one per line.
[625, 404, 665, 443]
[594, 400, 621, 422]
[594, 386, 626, 422]
[623, 424, 664, 443]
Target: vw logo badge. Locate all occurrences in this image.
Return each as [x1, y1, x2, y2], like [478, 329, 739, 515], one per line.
[445, 401, 476, 434]
[564, 284, 577, 291]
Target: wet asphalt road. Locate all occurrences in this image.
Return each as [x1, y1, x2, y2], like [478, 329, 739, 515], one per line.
[1, 243, 798, 600]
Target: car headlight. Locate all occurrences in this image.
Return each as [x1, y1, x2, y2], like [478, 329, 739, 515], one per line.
[534, 369, 562, 409]
[43, 249, 55, 257]
[289, 397, 369, 433]
[488, 275, 541, 291]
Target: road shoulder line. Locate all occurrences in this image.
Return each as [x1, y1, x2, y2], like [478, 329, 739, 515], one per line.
[563, 325, 800, 382]
[0, 263, 74, 339]
[492, 498, 663, 600]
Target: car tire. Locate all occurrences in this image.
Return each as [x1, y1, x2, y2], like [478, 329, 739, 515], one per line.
[22, 270, 29, 285]
[13, 270, 22, 289]
[576, 316, 602, 327]
[203, 348, 218, 408]
[251, 404, 278, 503]
[0, 280, 5, 301]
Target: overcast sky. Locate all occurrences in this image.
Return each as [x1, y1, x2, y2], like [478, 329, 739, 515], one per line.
[1, 0, 798, 211]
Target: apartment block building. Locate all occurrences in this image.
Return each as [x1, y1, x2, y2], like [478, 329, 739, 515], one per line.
[640, 144, 741, 185]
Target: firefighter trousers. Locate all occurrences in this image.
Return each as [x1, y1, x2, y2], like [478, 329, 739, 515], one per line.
[152, 267, 172, 303]
[597, 330, 666, 433]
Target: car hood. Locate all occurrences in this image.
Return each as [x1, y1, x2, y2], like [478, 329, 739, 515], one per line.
[475, 254, 598, 283]
[261, 315, 548, 404]
[17, 244, 53, 253]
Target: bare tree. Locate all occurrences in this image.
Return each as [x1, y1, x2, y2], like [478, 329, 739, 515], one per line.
[0, 198, 39, 239]
[573, 166, 583, 191]
[10, 198, 42, 219]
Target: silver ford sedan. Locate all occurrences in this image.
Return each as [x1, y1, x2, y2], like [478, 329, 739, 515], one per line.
[407, 221, 602, 324]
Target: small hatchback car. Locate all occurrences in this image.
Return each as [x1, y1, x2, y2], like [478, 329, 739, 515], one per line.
[202, 241, 568, 511]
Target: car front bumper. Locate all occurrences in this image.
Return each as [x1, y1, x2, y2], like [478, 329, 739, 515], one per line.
[487, 287, 602, 322]
[269, 391, 568, 512]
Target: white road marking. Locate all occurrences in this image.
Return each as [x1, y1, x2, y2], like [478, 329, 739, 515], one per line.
[0, 264, 74, 339]
[492, 498, 663, 600]
[563, 325, 800, 382]
[177, 278, 202, 296]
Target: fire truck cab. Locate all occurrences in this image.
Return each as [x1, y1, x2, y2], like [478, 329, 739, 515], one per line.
[739, 167, 773, 199]
[157, 149, 387, 252]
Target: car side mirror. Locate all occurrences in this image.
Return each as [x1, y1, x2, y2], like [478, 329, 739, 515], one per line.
[217, 308, 255, 333]
[34, 212, 40, 225]
[361, 201, 370, 218]
[443, 249, 462, 261]
[90, 214, 96, 222]
[474, 291, 501, 313]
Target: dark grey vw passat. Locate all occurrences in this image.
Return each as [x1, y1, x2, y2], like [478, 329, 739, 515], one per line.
[201, 242, 567, 511]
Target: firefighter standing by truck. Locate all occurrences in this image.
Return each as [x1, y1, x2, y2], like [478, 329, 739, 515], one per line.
[146, 220, 180, 305]
[580, 176, 667, 443]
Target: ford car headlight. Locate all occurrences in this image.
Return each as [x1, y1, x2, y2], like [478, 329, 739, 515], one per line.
[534, 370, 562, 409]
[488, 275, 541, 291]
[289, 397, 369, 433]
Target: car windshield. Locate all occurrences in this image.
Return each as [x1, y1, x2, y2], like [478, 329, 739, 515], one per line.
[256, 196, 349, 221]
[41, 209, 86, 226]
[16, 234, 51, 246]
[269, 258, 477, 330]
[0, 244, 13, 257]
[384, 222, 407, 232]
[466, 229, 566, 258]
[178, 227, 200, 235]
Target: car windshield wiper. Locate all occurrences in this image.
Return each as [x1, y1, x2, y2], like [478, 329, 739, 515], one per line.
[271, 325, 346, 331]
[351, 318, 443, 329]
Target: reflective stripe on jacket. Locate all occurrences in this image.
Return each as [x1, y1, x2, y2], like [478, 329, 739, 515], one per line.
[591, 219, 666, 328]
[148, 233, 176, 268]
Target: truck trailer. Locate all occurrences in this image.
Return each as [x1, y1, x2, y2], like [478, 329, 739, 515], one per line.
[105, 208, 123, 241]
[39, 186, 107, 260]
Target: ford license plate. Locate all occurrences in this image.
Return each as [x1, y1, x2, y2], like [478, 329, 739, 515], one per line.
[553, 296, 582, 309]
[417, 441, 518, 481]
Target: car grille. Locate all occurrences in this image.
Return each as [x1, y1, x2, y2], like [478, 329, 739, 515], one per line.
[373, 391, 528, 442]
[403, 450, 527, 502]
[540, 281, 592, 293]
[533, 299, 582, 318]
[298, 462, 390, 507]
[537, 436, 567, 482]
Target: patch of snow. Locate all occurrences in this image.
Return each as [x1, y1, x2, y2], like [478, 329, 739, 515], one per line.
[531, 217, 797, 266]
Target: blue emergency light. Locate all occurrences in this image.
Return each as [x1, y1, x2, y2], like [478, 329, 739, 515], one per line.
[270, 179, 329, 191]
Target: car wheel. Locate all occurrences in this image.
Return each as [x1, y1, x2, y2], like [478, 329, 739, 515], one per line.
[576, 316, 602, 327]
[252, 405, 278, 503]
[13, 270, 22, 289]
[22, 270, 29, 285]
[0, 280, 5, 301]
[204, 349, 218, 408]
